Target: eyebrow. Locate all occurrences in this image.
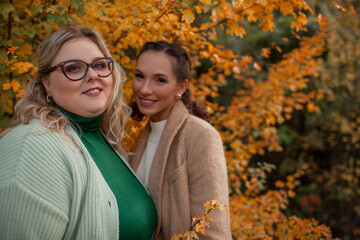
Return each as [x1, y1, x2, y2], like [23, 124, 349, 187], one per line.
[135, 69, 169, 78]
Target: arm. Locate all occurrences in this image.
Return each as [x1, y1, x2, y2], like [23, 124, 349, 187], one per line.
[0, 129, 80, 239]
[187, 125, 232, 240]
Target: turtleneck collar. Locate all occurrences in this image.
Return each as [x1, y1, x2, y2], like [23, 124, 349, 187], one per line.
[55, 104, 103, 133]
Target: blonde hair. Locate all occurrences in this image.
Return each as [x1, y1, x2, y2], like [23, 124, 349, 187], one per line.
[0, 26, 131, 153]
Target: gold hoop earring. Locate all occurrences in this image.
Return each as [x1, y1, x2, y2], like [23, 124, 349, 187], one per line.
[46, 93, 52, 103]
[177, 94, 182, 100]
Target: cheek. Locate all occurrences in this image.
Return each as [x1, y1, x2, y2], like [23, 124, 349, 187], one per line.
[132, 81, 140, 93]
[51, 80, 74, 94]
[106, 77, 114, 91]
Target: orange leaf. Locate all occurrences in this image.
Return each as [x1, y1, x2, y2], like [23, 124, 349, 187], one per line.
[181, 9, 195, 24]
[3, 83, 11, 90]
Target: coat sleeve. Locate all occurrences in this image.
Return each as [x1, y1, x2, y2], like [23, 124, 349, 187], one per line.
[187, 124, 232, 240]
[0, 128, 84, 240]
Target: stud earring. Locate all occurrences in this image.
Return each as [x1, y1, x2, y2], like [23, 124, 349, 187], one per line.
[177, 94, 182, 100]
[46, 93, 52, 103]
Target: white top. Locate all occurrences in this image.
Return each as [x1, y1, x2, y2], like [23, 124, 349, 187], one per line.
[136, 120, 167, 186]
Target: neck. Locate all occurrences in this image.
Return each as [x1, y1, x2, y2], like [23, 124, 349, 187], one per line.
[55, 104, 103, 133]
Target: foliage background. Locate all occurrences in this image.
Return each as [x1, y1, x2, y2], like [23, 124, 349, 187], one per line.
[1, 0, 359, 239]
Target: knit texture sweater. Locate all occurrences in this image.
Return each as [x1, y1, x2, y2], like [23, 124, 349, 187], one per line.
[0, 117, 155, 239]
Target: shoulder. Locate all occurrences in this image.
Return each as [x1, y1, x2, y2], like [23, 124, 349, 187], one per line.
[0, 119, 83, 179]
[182, 114, 222, 140]
[1, 119, 79, 153]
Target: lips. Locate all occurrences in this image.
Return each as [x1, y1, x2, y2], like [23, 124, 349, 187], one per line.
[138, 97, 157, 106]
[82, 87, 102, 96]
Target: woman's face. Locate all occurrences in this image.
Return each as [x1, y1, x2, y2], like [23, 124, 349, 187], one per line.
[42, 38, 114, 118]
[133, 51, 187, 122]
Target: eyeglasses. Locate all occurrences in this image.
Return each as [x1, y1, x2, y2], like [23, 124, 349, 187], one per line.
[46, 57, 114, 81]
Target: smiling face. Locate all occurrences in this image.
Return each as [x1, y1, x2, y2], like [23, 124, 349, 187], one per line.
[133, 51, 187, 122]
[42, 38, 114, 118]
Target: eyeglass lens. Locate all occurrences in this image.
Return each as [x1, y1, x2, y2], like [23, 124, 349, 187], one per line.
[62, 58, 113, 81]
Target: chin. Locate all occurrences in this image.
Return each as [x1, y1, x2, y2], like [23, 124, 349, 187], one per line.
[138, 109, 153, 116]
[85, 108, 106, 116]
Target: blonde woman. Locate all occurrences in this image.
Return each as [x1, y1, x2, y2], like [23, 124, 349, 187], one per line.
[0, 26, 156, 239]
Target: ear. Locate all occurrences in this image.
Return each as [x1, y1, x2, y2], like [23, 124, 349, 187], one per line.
[178, 79, 189, 95]
[41, 76, 50, 94]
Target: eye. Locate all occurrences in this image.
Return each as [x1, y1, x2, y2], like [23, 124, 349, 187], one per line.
[156, 77, 167, 84]
[93, 59, 107, 70]
[134, 73, 144, 79]
[63, 62, 84, 73]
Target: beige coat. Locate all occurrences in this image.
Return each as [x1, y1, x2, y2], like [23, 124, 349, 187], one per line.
[130, 101, 231, 240]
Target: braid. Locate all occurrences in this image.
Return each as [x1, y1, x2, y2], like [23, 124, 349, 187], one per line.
[181, 89, 210, 122]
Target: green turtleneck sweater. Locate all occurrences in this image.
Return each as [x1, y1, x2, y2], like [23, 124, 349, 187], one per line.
[59, 107, 157, 240]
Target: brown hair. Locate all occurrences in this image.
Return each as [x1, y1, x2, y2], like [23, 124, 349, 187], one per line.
[131, 41, 209, 122]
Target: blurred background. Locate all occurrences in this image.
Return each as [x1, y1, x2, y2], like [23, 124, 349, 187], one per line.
[0, 0, 359, 239]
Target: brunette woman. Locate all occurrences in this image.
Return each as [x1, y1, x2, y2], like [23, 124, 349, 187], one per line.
[130, 41, 231, 240]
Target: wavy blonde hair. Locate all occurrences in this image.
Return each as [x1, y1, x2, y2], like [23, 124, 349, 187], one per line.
[0, 26, 131, 153]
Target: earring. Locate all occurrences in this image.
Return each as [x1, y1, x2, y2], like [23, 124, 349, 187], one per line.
[46, 93, 52, 103]
[177, 94, 182, 100]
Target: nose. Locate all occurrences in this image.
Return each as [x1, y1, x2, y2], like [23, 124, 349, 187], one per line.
[84, 67, 99, 81]
[138, 80, 152, 95]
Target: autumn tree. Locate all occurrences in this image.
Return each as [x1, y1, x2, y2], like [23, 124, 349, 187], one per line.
[264, 1, 360, 239]
[0, 0, 348, 239]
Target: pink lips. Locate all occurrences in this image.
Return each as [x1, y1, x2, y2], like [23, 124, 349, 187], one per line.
[138, 97, 157, 106]
[82, 87, 102, 97]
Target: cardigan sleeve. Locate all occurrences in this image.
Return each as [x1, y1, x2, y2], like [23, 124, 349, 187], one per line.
[0, 124, 87, 239]
[187, 124, 232, 240]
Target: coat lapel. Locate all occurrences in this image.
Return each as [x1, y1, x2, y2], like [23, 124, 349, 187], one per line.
[147, 101, 189, 235]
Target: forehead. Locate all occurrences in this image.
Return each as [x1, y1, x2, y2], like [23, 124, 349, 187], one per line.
[54, 38, 104, 63]
[136, 51, 175, 74]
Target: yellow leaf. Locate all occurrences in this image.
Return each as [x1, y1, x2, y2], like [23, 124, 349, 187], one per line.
[288, 190, 296, 198]
[120, 55, 130, 65]
[256, 0, 267, 6]
[11, 80, 21, 92]
[3, 83, 11, 90]
[280, 2, 294, 15]
[260, 48, 270, 58]
[291, 21, 302, 31]
[194, 6, 202, 14]
[181, 9, 195, 24]
[20, 44, 33, 56]
[259, 20, 275, 32]
[199, 0, 211, 4]
[330, 0, 346, 12]
[316, 14, 328, 27]
[253, 62, 262, 71]
[275, 180, 285, 188]
[7, 47, 17, 55]
[350, 6, 356, 15]
[16, 89, 26, 98]
[307, 102, 318, 113]
[6, 100, 13, 114]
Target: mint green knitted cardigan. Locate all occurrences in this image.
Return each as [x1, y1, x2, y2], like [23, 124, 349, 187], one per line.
[0, 119, 120, 239]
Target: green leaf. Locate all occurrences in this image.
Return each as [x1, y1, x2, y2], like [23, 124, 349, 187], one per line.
[31, 4, 44, 15]
[0, 3, 15, 19]
[71, 0, 85, 8]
